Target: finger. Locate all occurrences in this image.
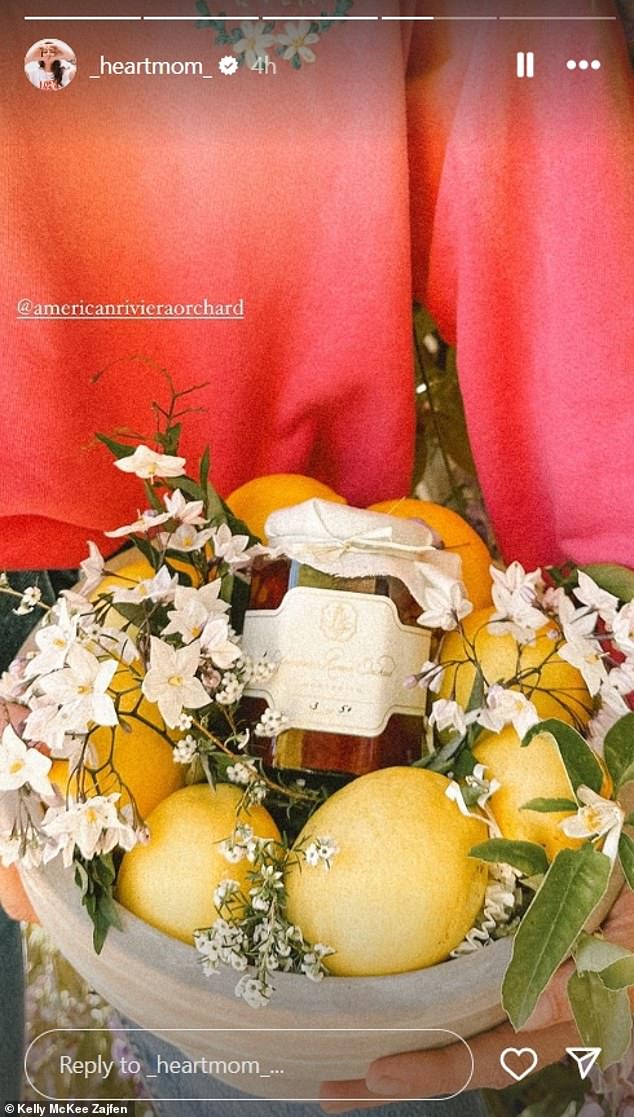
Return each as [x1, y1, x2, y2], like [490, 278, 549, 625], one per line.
[0, 865, 39, 923]
[525, 887, 634, 1031]
[363, 1019, 579, 1096]
[523, 960, 575, 1031]
[319, 1079, 394, 1113]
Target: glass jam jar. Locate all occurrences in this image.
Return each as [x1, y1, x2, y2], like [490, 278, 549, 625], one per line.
[241, 556, 433, 778]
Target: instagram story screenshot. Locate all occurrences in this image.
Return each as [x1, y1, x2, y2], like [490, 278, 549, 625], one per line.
[0, 0, 633, 1115]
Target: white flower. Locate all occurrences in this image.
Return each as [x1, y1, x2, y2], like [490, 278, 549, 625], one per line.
[13, 585, 42, 616]
[304, 835, 338, 870]
[558, 604, 608, 696]
[276, 20, 320, 63]
[587, 686, 630, 752]
[0, 724, 53, 797]
[491, 561, 543, 602]
[163, 581, 229, 643]
[613, 602, 634, 659]
[214, 878, 241, 908]
[417, 568, 472, 631]
[226, 760, 258, 786]
[445, 780, 476, 819]
[113, 445, 186, 480]
[445, 776, 497, 828]
[42, 793, 137, 867]
[429, 698, 475, 737]
[211, 523, 253, 570]
[215, 673, 244, 706]
[559, 786, 624, 863]
[234, 975, 270, 1008]
[574, 571, 619, 624]
[112, 565, 178, 605]
[22, 696, 72, 755]
[200, 617, 242, 669]
[104, 508, 172, 538]
[25, 601, 78, 678]
[489, 562, 545, 643]
[405, 659, 445, 693]
[157, 524, 214, 553]
[79, 542, 105, 596]
[142, 637, 210, 728]
[234, 21, 275, 68]
[607, 661, 634, 696]
[464, 763, 502, 809]
[172, 735, 198, 764]
[39, 647, 118, 730]
[254, 708, 289, 738]
[477, 685, 539, 740]
[163, 489, 207, 526]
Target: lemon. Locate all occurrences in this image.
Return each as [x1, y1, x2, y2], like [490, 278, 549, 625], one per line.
[49, 704, 185, 821]
[438, 608, 592, 729]
[226, 474, 347, 543]
[116, 784, 280, 943]
[474, 726, 581, 861]
[285, 767, 488, 976]
[368, 498, 493, 609]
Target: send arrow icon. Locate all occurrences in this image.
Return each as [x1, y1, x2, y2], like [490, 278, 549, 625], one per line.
[566, 1048, 602, 1079]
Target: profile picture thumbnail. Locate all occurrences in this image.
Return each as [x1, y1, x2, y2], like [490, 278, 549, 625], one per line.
[25, 39, 77, 91]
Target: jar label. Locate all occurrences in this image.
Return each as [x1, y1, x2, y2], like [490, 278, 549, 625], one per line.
[242, 587, 431, 737]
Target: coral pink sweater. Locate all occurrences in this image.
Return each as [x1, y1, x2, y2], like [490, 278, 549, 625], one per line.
[1, 1, 632, 571]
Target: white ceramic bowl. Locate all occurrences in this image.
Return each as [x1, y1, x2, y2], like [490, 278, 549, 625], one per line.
[21, 853, 622, 1100]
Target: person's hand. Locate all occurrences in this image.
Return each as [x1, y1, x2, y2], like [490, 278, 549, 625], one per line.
[0, 864, 38, 923]
[0, 700, 40, 924]
[319, 888, 634, 1112]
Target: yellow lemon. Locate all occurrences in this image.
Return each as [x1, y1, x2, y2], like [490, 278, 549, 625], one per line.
[474, 726, 581, 861]
[368, 498, 493, 610]
[116, 784, 280, 943]
[438, 608, 592, 730]
[226, 474, 347, 543]
[285, 767, 488, 976]
[49, 708, 185, 821]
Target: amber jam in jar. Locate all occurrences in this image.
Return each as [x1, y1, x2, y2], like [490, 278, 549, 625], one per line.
[241, 558, 432, 778]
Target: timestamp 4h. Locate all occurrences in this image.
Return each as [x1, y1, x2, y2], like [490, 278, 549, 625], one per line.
[251, 55, 277, 75]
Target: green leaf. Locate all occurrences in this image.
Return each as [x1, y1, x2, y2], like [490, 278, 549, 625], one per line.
[158, 422, 182, 456]
[604, 713, 634, 791]
[470, 839, 548, 877]
[579, 563, 634, 603]
[199, 446, 211, 492]
[465, 671, 485, 714]
[574, 931, 632, 973]
[128, 534, 160, 572]
[521, 798, 578, 814]
[143, 481, 164, 513]
[95, 433, 137, 460]
[523, 720, 603, 794]
[618, 831, 634, 890]
[502, 845, 611, 1029]
[74, 852, 123, 955]
[164, 475, 203, 502]
[599, 955, 634, 990]
[567, 970, 632, 1069]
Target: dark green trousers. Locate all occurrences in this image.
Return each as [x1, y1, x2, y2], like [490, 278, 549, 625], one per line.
[0, 570, 77, 1103]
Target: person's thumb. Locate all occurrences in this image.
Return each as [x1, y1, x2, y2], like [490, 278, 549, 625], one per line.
[522, 960, 575, 1031]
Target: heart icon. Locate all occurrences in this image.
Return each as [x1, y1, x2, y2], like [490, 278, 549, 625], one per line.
[499, 1047, 539, 1082]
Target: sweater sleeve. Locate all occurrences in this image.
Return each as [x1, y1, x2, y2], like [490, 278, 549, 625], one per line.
[407, 1, 634, 568]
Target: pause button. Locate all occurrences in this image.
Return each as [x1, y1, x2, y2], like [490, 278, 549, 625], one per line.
[516, 51, 535, 78]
